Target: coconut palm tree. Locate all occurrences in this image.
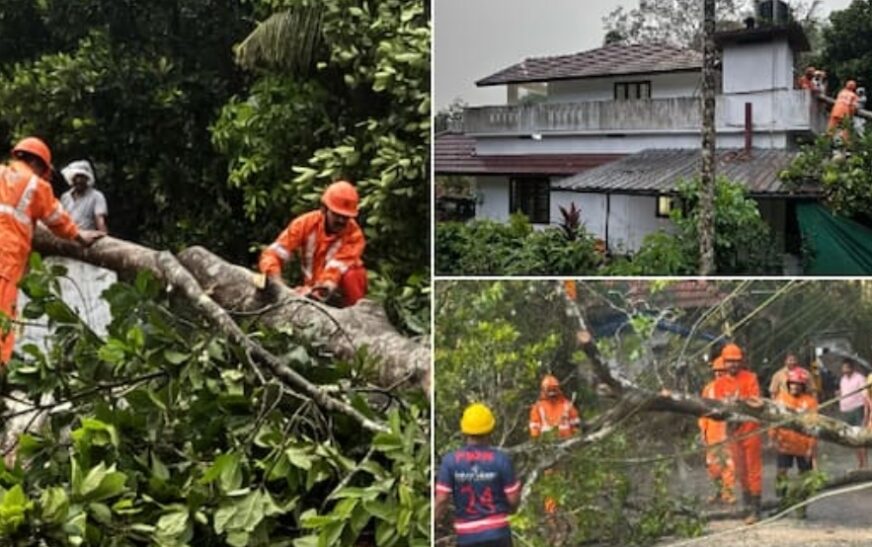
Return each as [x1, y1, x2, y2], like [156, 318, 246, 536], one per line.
[234, 3, 324, 73]
[699, 0, 716, 275]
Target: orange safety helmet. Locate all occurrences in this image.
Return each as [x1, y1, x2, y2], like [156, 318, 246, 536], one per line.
[787, 367, 810, 386]
[321, 181, 359, 217]
[711, 356, 726, 371]
[721, 343, 743, 361]
[12, 137, 52, 169]
[846, 80, 858, 92]
[541, 374, 560, 390]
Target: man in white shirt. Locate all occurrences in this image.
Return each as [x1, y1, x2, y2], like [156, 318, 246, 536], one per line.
[60, 160, 108, 232]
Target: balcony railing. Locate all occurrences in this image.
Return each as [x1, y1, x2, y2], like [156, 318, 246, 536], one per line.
[463, 90, 826, 136]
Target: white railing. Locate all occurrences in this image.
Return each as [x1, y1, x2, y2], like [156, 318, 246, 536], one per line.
[463, 90, 826, 135]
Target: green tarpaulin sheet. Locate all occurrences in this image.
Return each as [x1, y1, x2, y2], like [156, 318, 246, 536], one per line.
[797, 203, 872, 275]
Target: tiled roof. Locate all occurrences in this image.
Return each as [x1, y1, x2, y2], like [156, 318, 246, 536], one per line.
[553, 148, 819, 196]
[626, 280, 725, 310]
[434, 132, 623, 175]
[477, 43, 702, 87]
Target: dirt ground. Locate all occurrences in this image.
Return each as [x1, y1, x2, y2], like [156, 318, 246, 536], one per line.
[660, 442, 872, 546]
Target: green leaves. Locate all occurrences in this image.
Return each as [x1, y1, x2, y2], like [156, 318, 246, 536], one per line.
[0, 485, 32, 536]
[214, 489, 284, 546]
[73, 462, 128, 502]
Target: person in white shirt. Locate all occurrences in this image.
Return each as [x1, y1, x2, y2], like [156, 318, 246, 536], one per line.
[60, 160, 108, 232]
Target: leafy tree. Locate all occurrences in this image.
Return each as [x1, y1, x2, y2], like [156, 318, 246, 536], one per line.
[0, 1, 256, 259]
[0, 258, 429, 545]
[602, 0, 749, 50]
[212, 0, 430, 294]
[780, 129, 872, 221]
[819, 0, 872, 88]
[434, 280, 706, 545]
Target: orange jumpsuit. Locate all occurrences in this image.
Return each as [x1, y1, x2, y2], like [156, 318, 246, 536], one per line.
[828, 88, 859, 132]
[721, 369, 763, 497]
[258, 210, 367, 306]
[770, 392, 817, 457]
[0, 161, 80, 363]
[699, 380, 735, 500]
[529, 396, 580, 513]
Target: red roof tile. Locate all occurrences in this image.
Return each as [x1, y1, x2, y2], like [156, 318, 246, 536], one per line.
[434, 132, 623, 176]
[477, 43, 702, 87]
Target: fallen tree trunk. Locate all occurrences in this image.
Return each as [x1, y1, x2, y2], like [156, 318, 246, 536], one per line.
[701, 469, 872, 520]
[32, 229, 429, 391]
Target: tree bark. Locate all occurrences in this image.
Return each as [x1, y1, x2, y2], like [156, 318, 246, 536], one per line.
[698, 0, 717, 275]
[31, 229, 430, 392]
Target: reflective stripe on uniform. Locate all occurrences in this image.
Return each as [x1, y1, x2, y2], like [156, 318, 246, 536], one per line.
[504, 481, 521, 495]
[0, 204, 33, 230]
[325, 259, 350, 274]
[302, 232, 316, 281]
[16, 176, 37, 215]
[0, 174, 37, 231]
[43, 203, 65, 226]
[454, 514, 510, 534]
[538, 405, 553, 432]
[324, 238, 349, 273]
[268, 242, 291, 262]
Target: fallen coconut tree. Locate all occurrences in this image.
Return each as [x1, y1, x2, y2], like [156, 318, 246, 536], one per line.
[33, 228, 430, 392]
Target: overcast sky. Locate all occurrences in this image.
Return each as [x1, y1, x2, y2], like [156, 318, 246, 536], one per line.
[434, 0, 856, 110]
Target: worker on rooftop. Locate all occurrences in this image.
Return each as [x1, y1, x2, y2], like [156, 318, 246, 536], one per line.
[828, 80, 860, 139]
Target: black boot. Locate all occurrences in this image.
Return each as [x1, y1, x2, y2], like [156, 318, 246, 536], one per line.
[744, 495, 762, 524]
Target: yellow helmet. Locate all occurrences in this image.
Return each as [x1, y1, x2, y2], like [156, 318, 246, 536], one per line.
[460, 403, 495, 436]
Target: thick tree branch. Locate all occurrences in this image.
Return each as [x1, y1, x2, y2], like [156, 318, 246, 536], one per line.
[31, 229, 392, 434]
[32, 229, 430, 391]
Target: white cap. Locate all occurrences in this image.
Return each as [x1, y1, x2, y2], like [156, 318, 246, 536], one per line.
[61, 159, 95, 187]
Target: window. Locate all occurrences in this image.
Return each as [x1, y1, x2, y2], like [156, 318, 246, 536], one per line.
[656, 194, 677, 218]
[614, 81, 652, 101]
[510, 178, 550, 224]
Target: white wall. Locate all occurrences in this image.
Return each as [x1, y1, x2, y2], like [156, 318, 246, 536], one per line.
[547, 72, 701, 102]
[475, 131, 787, 155]
[550, 192, 674, 252]
[16, 259, 116, 354]
[722, 39, 793, 94]
[475, 176, 511, 222]
[551, 191, 606, 236]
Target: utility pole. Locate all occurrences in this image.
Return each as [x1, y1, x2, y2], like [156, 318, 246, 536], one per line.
[699, 0, 717, 275]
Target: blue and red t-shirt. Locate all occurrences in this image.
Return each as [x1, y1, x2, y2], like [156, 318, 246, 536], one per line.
[436, 445, 520, 545]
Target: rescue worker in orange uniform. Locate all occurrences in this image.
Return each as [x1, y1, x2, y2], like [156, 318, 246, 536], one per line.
[0, 138, 103, 363]
[828, 80, 860, 135]
[770, 367, 817, 518]
[529, 374, 581, 515]
[699, 356, 736, 504]
[720, 343, 764, 524]
[798, 66, 816, 91]
[258, 181, 367, 307]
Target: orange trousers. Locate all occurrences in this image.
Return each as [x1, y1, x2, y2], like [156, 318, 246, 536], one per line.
[0, 277, 17, 363]
[730, 428, 763, 496]
[338, 265, 367, 307]
[705, 446, 735, 498]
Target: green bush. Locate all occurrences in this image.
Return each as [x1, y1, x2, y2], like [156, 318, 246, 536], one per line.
[781, 129, 872, 219]
[605, 177, 781, 275]
[438, 177, 779, 276]
[435, 214, 600, 276]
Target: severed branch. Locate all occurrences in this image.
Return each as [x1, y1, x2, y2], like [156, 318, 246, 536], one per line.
[30, 230, 391, 434]
[32, 229, 430, 391]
